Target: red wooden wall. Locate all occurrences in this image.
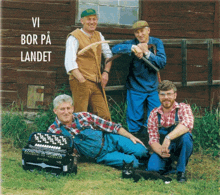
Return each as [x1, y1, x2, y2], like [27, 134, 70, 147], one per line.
[1, 0, 219, 110]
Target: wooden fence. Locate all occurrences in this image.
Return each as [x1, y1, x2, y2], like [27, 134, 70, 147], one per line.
[106, 38, 220, 91]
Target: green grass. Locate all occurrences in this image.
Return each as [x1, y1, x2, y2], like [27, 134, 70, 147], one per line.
[1, 100, 219, 194]
[1, 139, 219, 195]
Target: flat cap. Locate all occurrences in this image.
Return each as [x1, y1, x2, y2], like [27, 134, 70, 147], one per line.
[81, 8, 97, 18]
[132, 20, 149, 30]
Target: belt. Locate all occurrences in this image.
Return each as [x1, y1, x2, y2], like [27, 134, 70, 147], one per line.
[95, 132, 105, 159]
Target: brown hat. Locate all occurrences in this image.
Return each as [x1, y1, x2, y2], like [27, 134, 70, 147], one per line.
[132, 20, 149, 30]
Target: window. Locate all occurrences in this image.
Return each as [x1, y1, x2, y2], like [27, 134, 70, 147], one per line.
[76, 0, 139, 26]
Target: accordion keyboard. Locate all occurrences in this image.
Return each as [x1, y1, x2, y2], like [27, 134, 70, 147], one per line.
[29, 132, 73, 151]
[22, 132, 77, 175]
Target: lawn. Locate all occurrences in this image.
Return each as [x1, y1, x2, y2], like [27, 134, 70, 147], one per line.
[1, 139, 219, 195]
[1, 101, 219, 194]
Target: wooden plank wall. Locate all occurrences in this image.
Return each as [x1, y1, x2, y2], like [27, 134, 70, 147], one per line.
[1, 0, 74, 108]
[142, 1, 220, 108]
[142, 1, 219, 81]
[142, 0, 219, 109]
[1, 0, 219, 110]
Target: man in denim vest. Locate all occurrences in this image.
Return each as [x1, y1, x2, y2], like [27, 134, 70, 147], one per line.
[147, 80, 194, 182]
[47, 94, 149, 168]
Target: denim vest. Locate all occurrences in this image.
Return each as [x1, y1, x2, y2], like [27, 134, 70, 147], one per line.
[53, 115, 104, 158]
[157, 109, 179, 144]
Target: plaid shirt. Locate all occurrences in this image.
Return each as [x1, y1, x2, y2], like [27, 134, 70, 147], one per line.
[148, 102, 194, 145]
[47, 112, 122, 136]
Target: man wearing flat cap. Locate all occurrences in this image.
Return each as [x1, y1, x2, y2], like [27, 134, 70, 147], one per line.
[64, 9, 112, 121]
[112, 20, 167, 137]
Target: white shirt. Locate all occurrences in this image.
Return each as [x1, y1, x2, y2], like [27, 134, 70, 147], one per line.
[64, 28, 113, 74]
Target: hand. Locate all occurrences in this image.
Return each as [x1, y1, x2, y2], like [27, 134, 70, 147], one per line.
[160, 151, 170, 158]
[130, 136, 146, 148]
[160, 138, 171, 158]
[137, 43, 149, 53]
[101, 72, 109, 88]
[132, 45, 143, 59]
[78, 77, 86, 83]
[162, 137, 171, 151]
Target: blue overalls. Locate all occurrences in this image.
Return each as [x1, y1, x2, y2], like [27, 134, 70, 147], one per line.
[112, 37, 166, 134]
[126, 89, 161, 133]
[53, 116, 149, 168]
[147, 109, 193, 173]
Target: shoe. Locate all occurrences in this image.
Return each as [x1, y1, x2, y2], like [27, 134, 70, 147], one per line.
[177, 172, 187, 182]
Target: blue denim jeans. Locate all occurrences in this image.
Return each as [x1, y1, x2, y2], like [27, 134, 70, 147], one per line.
[126, 89, 161, 133]
[147, 132, 193, 173]
[96, 133, 149, 168]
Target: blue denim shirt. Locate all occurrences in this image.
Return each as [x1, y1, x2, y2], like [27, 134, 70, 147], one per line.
[112, 37, 166, 92]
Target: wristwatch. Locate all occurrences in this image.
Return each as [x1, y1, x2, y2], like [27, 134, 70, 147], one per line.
[165, 135, 171, 140]
[103, 70, 109, 74]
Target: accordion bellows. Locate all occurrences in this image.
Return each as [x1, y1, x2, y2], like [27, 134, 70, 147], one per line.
[22, 132, 77, 175]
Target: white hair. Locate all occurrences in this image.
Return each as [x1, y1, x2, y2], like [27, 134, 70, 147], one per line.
[53, 94, 73, 109]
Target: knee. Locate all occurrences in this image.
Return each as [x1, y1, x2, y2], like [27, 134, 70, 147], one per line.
[147, 159, 160, 172]
[178, 133, 193, 145]
[147, 154, 161, 172]
[134, 146, 149, 158]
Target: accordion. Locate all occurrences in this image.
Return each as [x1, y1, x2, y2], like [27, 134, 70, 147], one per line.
[22, 132, 77, 175]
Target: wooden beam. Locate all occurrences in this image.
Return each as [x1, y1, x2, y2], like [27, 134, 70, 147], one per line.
[208, 39, 213, 85]
[105, 80, 220, 91]
[181, 39, 187, 86]
[108, 39, 220, 45]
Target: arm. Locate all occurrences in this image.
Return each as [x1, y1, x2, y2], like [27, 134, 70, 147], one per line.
[150, 142, 170, 158]
[162, 104, 194, 152]
[80, 112, 145, 146]
[100, 33, 113, 88]
[101, 60, 112, 88]
[70, 69, 86, 83]
[137, 39, 166, 69]
[161, 123, 189, 155]
[148, 39, 166, 69]
[112, 40, 149, 60]
[111, 40, 135, 55]
[147, 109, 170, 158]
[80, 112, 122, 134]
[64, 36, 86, 82]
[167, 123, 190, 141]
[118, 127, 145, 146]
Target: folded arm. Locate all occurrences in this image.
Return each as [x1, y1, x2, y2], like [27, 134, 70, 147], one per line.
[147, 39, 166, 69]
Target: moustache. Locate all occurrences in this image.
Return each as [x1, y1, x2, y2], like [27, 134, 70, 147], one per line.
[162, 99, 171, 103]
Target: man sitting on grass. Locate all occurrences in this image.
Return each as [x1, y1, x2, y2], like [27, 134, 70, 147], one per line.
[147, 80, 194, 182]
[47, 94, 149, 168]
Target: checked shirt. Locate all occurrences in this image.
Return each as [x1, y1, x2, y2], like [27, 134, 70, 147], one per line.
[148, 101, 194, 145]
[47, 112, 122, 136]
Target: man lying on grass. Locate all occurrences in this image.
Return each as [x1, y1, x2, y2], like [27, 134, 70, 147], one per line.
[47, 94, 149, 168]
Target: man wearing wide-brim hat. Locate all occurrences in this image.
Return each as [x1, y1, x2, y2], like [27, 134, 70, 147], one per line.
[64, 8, 112, 121]
[112, 20, 167, 136]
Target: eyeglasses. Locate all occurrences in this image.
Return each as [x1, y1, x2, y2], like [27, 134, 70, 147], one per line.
[159, 92, 175, 98]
